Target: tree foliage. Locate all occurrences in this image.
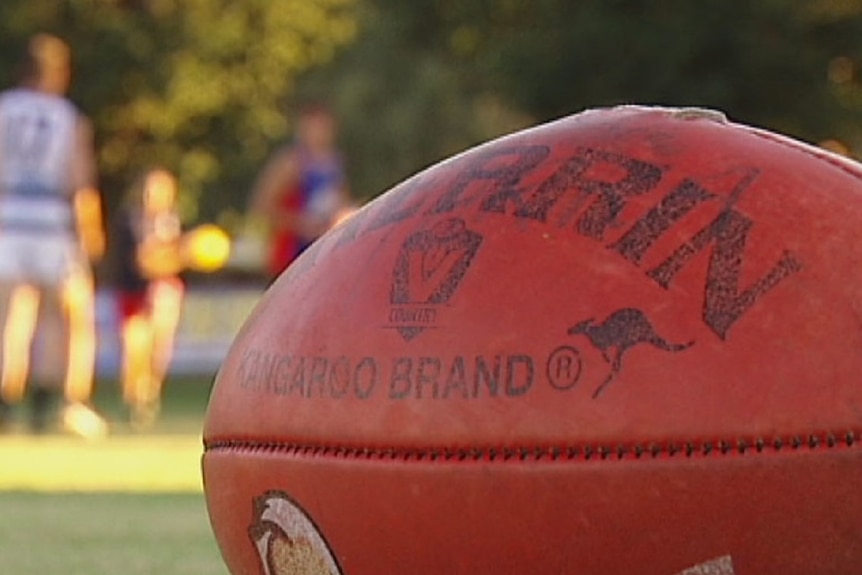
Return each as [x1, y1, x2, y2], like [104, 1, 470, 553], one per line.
[3, 0, 862, 220]
[0, 0, 356, 219]
[307, 0, 862, 199]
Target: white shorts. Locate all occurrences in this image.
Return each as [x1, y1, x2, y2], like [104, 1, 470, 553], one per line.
[0, 232, 84, 287]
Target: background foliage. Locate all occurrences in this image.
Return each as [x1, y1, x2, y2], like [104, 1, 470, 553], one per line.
[0, 0, 356, 221]
[2, 0, 862, 222]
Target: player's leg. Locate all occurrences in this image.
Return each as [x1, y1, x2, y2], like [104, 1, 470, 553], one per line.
[60, 264, 108, 438]
[29, 282, 67, 432]
[147, 277, 184, 411]
[63, 266, 96, 404]
[26, 235, 106, 435]
[0, 233, 39, 428]
[120, 289, 155, 427]
[0, 280, 38, 429]
[0, 280, 8, 428]
[1, 283, 40, 405]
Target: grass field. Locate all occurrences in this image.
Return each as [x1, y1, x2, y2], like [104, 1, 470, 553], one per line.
[0, 377, 229, 575]
[0, 492, 228, 574]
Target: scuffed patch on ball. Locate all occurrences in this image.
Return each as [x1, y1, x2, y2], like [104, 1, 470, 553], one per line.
[675, 555, 735, 575]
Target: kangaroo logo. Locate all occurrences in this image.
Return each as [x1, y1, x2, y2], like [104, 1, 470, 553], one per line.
[248, 491, 342, 575]
[568, 308, 694, 398]
[389, 218, 483, 341]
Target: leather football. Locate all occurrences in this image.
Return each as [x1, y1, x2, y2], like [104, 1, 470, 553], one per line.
[203, 106, 862, 575]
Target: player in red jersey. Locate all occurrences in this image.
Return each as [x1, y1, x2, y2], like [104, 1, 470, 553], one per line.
[250, 105, 350, 279]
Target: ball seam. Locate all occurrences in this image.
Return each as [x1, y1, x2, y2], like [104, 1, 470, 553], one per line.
[203, 430, 858, 462]
[745, 127, 862, 182]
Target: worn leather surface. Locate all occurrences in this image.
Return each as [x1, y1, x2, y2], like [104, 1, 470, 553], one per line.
[203, 106, 862, 575]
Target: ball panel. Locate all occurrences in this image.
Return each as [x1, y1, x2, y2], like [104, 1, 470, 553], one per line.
[204, 106, 862, 573]
[206, 107, 862, 449]
[204, 445, 861, 575]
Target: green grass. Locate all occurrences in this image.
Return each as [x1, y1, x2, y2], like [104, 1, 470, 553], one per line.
[0, 492, 228, 575]
[89, 374, 217, 435]
[0, 376, 214, 491]
[0, 373, 216, 436]
[0, 376, 229, 575]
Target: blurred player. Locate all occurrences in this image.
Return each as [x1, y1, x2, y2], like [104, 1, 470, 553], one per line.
[114, 168, 184, 428]
[0, 34, 106, 434]
[250, 104, 350, 279]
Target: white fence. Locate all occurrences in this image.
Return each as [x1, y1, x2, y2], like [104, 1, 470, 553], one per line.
[95, 286, 264, 378]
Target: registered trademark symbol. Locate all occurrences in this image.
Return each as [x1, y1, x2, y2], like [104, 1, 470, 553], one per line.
[546, 345, 582, 391]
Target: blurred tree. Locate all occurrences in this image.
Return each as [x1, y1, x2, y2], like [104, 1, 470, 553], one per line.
[292, 0, 532, 199]
[471, 0, 862, 143]
[294, 0, 534, 199]
[3, 0, 862, 218]
[299, 0, 862, 200]
[0, 0, 356, 221]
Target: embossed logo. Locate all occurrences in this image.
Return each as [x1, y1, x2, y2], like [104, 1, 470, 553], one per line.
[248, 491, 342, 575]
[389, 217, 483, 341]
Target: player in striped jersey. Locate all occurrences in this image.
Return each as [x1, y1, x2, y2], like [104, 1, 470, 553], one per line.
[0, 35, 106, 434]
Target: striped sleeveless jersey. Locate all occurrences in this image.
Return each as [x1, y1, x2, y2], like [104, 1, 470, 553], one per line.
[0, 88, 78, 234]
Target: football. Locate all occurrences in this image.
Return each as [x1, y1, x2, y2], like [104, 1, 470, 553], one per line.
[203, 106, 862, 575]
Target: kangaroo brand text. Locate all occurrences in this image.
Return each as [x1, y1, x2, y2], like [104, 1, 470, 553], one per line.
[237, 348, 579, 401]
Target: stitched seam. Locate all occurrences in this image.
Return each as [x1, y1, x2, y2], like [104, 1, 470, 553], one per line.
[203, 430, 858, 462]
[744, 127, 862, 183]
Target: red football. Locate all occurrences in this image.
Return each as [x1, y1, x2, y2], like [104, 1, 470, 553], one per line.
[203, 106, 862, 575]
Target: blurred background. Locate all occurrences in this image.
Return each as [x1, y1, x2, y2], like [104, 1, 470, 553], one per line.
[2, 1, 862, 573]
[3, 0, 862, 232]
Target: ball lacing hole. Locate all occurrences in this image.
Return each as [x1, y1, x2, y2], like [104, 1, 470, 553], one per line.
[808, 435, 820, 449]
[755, 438, 765, 452]
[736, 439, 748, 454]
[583, 446, 594, 460]
[846, 432, 856, 446]
[718, 441, 731, 455]
[615, 446, 626, 460]
[633, 445, 645, 459]
[649, 444, 661, 458]
[791, 436, 803, 449]
[826, 434, 836, 448]
[702, 443, 713, 455]
[684, 442, 695, 457]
